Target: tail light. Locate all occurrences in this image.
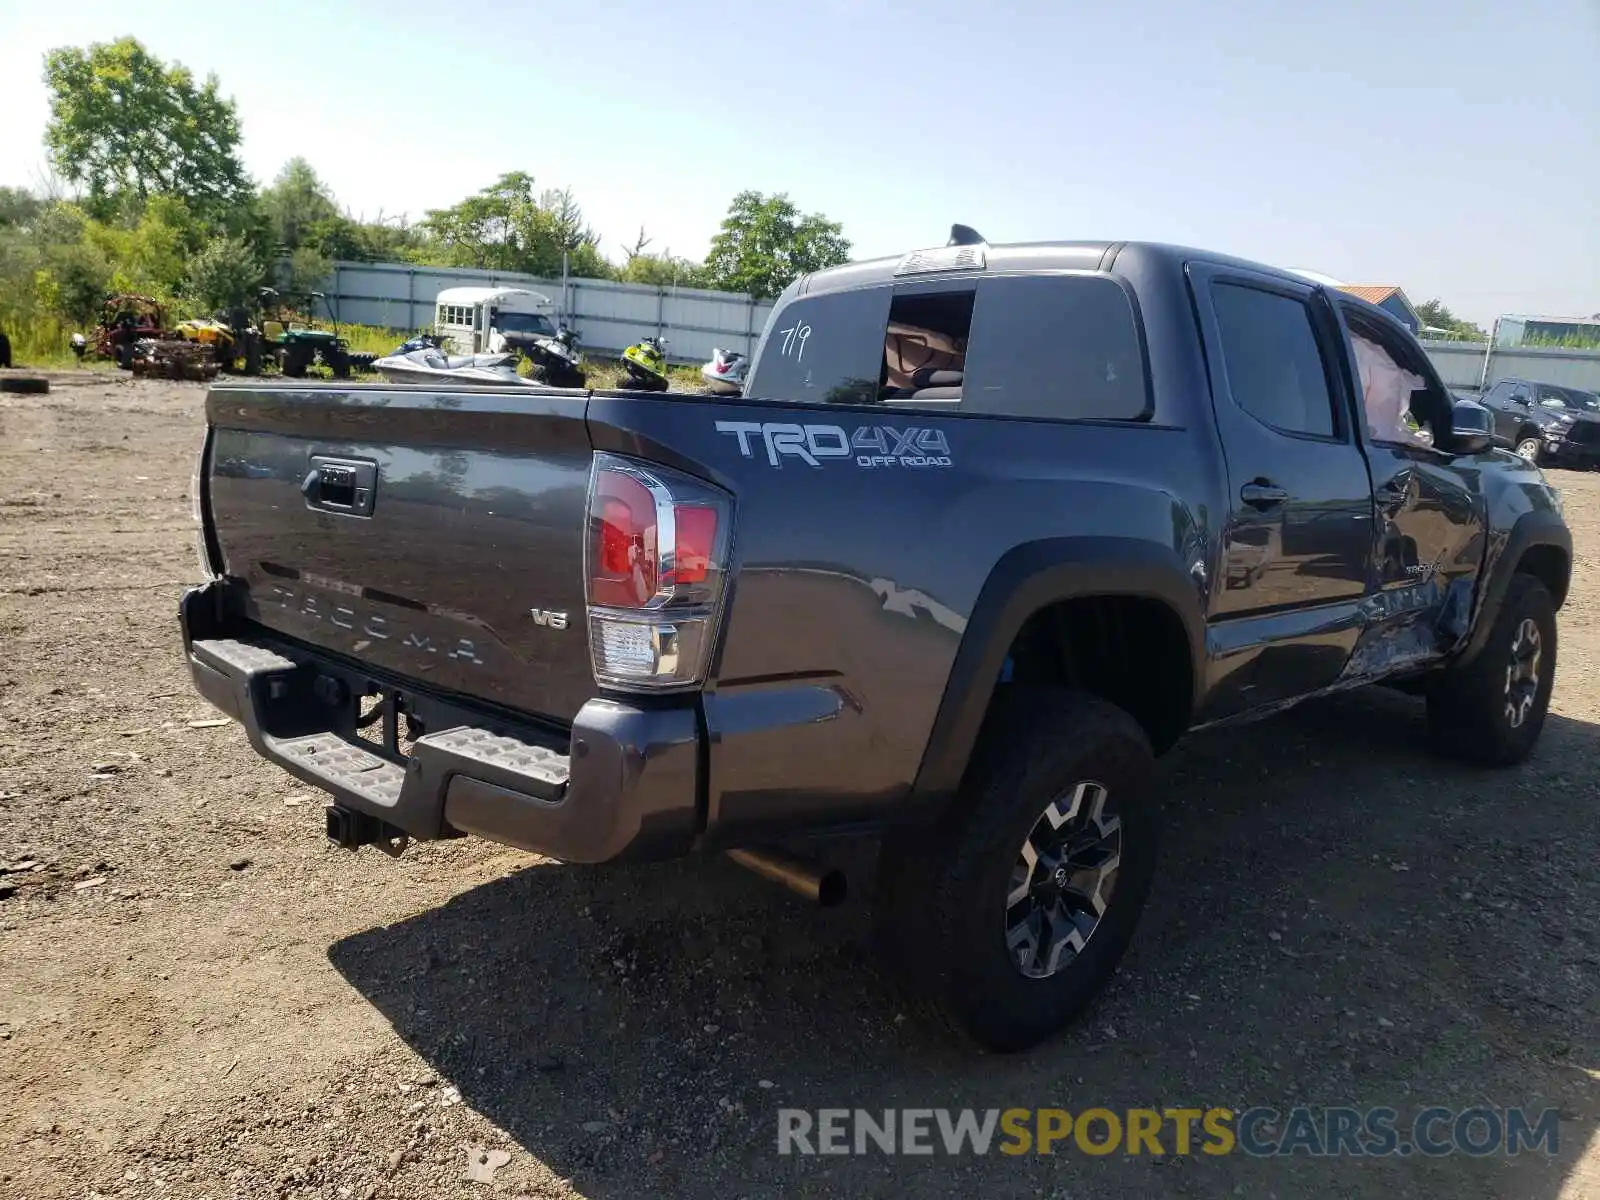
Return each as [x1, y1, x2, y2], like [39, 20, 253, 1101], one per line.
[584, 453, 733, 690]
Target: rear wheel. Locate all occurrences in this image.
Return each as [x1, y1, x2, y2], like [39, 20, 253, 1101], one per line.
[873, 689, 1159, 1052]
[1427, 574, 1556, 765]
[282, 344, 312, 378]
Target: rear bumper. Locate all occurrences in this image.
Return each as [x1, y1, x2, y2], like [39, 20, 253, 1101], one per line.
[180, 586, 699, 863]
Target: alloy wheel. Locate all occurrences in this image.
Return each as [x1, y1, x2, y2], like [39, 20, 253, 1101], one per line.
[1504, 617, 1542, 729]
[1004, 780, 1122, 979]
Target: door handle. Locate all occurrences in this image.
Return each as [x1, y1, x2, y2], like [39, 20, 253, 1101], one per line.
[302, 456, 378, 516]
[1240, 481, 1289, 509]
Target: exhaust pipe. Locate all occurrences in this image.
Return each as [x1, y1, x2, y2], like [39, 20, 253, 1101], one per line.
[727, 848, 847, 908]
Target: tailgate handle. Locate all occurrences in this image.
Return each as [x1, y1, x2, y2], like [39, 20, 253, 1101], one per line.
[303, 456, 377, 517]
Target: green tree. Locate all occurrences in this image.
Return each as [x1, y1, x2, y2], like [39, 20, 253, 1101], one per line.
[419, 171, 541, 271]
[564, 241, 615, 280]
[39, 241, 115, 327]
[82, 194, 191, 298]
[259, 157, 340, 252]
[280, 246, 331, 298]
[620, 252, 708, 289]
[1415, 298, 1486, 340]
[0, 187, 42, 230]
[703, 191, 850, 299]
[417, 173, 608, 277]
[185, 235, 267, 312]
[42, 37, 250, 222]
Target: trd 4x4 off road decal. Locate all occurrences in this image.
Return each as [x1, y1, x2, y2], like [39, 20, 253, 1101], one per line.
[715, 420, 951, 469]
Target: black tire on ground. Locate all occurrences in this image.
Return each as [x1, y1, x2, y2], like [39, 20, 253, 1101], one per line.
[242, 338, 263, 376]
[873, 688, 1160, 1053]
[115, 342, 134, 370]
[1514, 433, 1542, 463]
[1427, 574, 1556, 765]
[347, 351, 377, 372]
[282, 345, 312, 378]
[0, 375, 50, 394]
[327, 350, 351, 380]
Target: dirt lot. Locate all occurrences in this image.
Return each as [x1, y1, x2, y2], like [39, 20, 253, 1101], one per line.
[1, 373, 1596, 1199]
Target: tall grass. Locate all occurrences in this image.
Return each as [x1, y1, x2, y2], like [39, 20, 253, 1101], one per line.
[1522, 331, 1600, 351]
[0, 311, 101, 369]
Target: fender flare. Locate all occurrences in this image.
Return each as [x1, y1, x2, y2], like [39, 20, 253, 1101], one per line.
[1457, 510, 1571, 666]
[909, 537, 1207, 800]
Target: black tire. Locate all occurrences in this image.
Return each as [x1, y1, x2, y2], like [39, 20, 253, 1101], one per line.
[0, 375, 50, 394]
[1513, 432, 1542, 463]
[115, 342, 134, 370]
[873, 689, 1159, 1052]
[327, 350, 351, 380]
[282, 345, 311, 378]
[347, 351, 377, 372]
[242, 338, 263, 377]
[1427, 574, 1556, 765]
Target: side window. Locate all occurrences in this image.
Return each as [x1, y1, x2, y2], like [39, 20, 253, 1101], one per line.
[1345, 317, 1441, 447]
[962, 275, 1148, 420]
[1211, 284, 1337, 437]
[1483, 382, 1512, 405]
[745, 286, 892, 404]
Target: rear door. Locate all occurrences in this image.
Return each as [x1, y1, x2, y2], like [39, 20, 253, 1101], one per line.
[205, 384, 597, 723]
[1189, 263, 1378, 711]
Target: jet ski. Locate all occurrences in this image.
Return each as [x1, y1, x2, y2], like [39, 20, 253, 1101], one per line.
[371, 347, 540, 387]
[700, 347, 748, 395]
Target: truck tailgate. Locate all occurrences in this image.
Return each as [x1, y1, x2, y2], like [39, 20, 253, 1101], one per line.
[205, 385, 595, 723]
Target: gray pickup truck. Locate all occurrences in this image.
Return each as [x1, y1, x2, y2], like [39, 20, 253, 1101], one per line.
[181, 230, 1570, 1051]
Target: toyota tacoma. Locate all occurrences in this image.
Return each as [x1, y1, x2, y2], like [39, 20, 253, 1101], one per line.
[180, 231, 1570, 1051]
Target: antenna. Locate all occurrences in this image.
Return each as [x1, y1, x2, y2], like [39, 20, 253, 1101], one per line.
[948, 224, 986, 246]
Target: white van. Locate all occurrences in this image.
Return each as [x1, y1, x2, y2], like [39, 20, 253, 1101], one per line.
[434, 286, 557, 355]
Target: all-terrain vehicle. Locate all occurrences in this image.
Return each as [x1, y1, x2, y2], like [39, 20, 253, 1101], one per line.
[258, 289, 364, 379]
[77, 294, 168, 369]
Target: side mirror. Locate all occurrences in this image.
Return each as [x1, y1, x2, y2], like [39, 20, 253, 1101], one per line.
[1448, 399, 1494, 455]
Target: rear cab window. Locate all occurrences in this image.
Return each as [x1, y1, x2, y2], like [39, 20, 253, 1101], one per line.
[745, 274, 1150, 421]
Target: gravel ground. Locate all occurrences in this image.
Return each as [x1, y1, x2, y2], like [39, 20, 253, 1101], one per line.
[1, 373, 1596, 1199]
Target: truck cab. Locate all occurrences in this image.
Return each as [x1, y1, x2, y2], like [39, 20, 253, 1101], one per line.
[433, 286, 558, 355]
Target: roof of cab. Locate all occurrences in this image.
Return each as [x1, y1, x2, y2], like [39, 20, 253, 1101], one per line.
[787, 238, 1355, 307]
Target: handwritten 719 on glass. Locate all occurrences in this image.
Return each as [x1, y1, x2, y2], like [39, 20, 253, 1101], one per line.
[778, 321, 812, 363]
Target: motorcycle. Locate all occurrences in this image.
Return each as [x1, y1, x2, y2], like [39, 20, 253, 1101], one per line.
[700, 347, 749, 396]
[620, 335, 670, 392]
[521, 324, 586, 388]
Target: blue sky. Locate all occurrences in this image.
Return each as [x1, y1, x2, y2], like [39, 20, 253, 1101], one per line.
[1, 0, 1595, 325]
